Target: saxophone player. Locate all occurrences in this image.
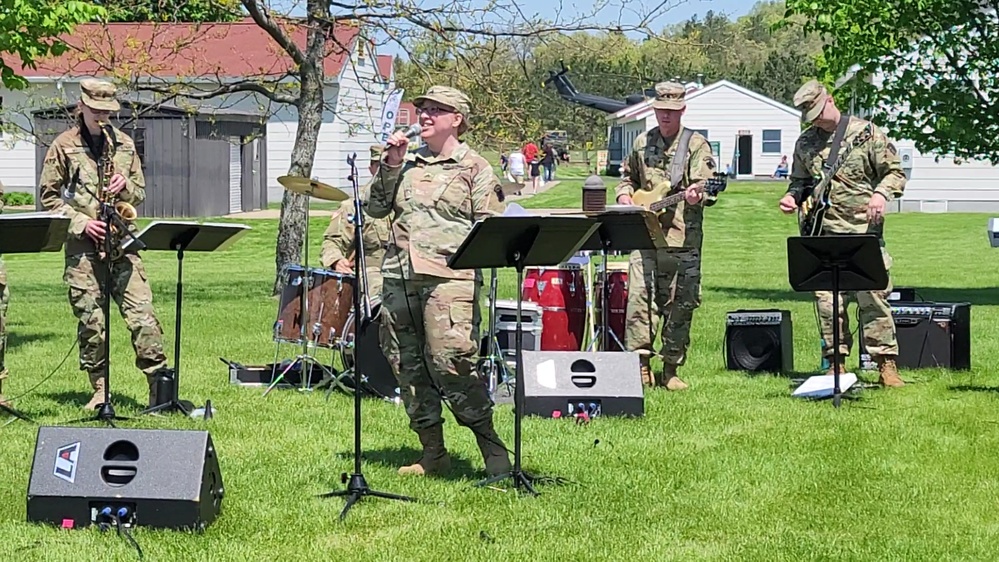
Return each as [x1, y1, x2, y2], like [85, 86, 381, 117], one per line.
[38, 78, 169, 410]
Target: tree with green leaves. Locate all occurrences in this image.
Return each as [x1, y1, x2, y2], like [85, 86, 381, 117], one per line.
[93, 0, 243, 22]
[0, 0, 105, 89]
[782, 0, 999, 163]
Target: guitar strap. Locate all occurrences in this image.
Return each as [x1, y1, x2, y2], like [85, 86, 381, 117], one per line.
[669, 127, 695, 191]
[823, 115, 851, 175]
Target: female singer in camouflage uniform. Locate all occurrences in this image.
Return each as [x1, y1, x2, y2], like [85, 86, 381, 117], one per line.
[369, 86, 512, 477]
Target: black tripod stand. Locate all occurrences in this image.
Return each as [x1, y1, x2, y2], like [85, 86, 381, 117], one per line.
[66, 195, 147, 427]
[319, 153, 415, 519]
[449, 213, 599, 494]
[787, 234, 888, 407]
[0, 213, 71, 425]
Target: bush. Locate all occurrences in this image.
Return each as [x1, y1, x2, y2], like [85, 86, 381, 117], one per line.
[3, 192, 34, 206]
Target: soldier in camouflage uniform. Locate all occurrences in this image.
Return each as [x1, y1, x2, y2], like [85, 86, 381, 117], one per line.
[779, 79, 906, 387]
[0, 181, 9, 407]
[320, 145, 392, 299]
[615, 82, 720, 390]
[38, 78, 169, 409]
[370, 86, 512, 477]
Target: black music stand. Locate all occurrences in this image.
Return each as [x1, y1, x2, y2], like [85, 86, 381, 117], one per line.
[123, 221, 251, 416]
[0, 213, 71, 423]
[578, 209, 666, 351]
[787, 235, 888, 407]
[449, 214, 600, 494]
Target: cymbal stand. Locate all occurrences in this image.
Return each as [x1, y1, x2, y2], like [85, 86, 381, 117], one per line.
[478, 268, 513, 397]
[264, 181, 342, 397]
[587, 248, 625, 351]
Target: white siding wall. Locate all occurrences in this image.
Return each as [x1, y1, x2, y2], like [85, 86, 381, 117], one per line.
[621, 83, 800, 178]
[329, 52, 390, 189]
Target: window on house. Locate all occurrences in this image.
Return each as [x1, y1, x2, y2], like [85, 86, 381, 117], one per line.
[399, 109, 409, 125]
[762, 129, 781, 154]
[693, 129, 709, 139]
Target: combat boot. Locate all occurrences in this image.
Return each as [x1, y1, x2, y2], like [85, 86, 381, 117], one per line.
[876, 356, 904, 388]
[146, 374, 158, 408]
[825, 361, 847, 376]
[398, 424, 451, 476]
[639, 354, 654, 386]
[471, 420, 512, 476]
[84, 372, 108, 410]
[659, 364, 689, 391]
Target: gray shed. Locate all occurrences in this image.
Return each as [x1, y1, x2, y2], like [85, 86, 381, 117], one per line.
[31, 101, 268, 217]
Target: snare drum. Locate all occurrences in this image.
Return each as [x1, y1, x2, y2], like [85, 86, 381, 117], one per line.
[594, 261, 629, 351]
[522, 265, 587, 351]
[274, 265, 355, 348]
[340, 297, 398, 399]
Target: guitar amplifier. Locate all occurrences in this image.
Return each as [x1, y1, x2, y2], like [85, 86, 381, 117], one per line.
[724, 310, 793, 374]
[864, 302, 971, 370]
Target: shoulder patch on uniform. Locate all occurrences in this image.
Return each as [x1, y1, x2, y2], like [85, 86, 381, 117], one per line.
[887, 143, 897, 155]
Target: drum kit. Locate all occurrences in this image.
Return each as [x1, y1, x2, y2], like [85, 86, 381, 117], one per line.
[264, 175, 395, 400]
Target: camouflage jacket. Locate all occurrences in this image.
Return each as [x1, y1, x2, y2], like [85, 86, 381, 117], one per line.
[367, 142, 505, 280]
[319, 196, 392, 274]
[787, 116, 906, 236]
[38, 124, 145, 255]
[614, 127, 719, 249]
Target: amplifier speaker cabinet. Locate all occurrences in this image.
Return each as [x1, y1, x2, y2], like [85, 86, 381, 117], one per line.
[520, 351, 644, 418]
[725, 309, 794, 374]
[27, 427, 224, 531]
[884, 302, 971, 370]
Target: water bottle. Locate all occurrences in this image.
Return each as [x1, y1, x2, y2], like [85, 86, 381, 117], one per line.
[820, 339, 830, 371]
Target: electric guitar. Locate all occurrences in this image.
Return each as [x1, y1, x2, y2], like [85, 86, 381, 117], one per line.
[798, 124, 873, 236]
[631, 173, 728, 215]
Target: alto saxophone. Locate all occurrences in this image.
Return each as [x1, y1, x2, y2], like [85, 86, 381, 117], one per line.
[96, 121, 137, 261]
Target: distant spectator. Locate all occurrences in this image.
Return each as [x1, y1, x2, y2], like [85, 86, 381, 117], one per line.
[506, 148, 526, 186]
[541, 142, 556, 182]
[523, 141, 538, 164]
[772, 155, 788, 179]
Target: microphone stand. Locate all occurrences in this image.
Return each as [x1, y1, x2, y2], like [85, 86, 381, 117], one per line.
[319, 152, 415, 520]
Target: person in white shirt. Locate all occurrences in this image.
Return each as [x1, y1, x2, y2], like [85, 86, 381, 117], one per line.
[506, 149, 526, 186]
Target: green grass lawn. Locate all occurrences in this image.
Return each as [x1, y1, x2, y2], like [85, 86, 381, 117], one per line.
[2, 182, 999, 560]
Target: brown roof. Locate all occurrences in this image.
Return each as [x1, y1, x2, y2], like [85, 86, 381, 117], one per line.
[3, 19, 362, 80]
[376, 54, 393, 81]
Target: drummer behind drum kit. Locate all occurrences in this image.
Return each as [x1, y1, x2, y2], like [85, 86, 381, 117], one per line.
[264, 176, 397, 401]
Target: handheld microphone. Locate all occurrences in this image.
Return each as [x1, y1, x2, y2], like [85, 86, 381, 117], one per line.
[402, 124, 422, 140]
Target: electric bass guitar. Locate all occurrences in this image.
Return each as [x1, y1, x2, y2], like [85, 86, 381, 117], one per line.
[797, 124, 873, 236]
[631, 173, 728, 216]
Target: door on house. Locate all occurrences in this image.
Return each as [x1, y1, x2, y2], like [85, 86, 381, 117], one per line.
[252, 137, 262, 207]
[229, 137, 242, 214]
[737, 134, 753, 176]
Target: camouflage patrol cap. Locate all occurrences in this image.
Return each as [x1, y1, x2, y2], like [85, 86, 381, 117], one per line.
[369, 144, 383, 162]
[80, 78, 120, 112]
[651, 81, 686, 111]
[793, 79, 830, 123]
[414, 86, 472, 116]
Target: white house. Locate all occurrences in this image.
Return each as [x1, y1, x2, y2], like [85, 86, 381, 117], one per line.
[605, 80, 801, 179]
[0, 20, 397, 209]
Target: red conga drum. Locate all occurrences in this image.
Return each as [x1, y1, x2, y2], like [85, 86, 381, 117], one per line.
[593, 261, 629, 351]
[521, 265, 587, 351]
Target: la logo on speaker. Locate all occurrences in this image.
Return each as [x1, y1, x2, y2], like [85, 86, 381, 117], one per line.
[53, 442, 80, 484]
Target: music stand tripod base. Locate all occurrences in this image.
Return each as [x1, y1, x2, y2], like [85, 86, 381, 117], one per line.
[448, 214, 600, 495]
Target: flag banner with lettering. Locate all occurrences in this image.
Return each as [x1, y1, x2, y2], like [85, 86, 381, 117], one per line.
[378, 88, 404, 143]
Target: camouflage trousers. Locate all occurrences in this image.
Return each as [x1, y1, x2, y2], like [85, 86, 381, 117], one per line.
[380, 276, 493, 431]
[0, 258, 8, 381]
[64, 253, 168, 377]
[816, 247, 898, 358]
[624, 248, 702, 366]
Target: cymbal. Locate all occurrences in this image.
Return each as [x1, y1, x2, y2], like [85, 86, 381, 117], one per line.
[277, 176, 349, 202]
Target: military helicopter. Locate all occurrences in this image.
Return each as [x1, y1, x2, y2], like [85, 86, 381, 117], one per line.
[541, 61, 660, 113]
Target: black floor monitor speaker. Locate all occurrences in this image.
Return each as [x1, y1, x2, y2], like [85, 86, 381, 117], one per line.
[725, 310, 793, 374]
[889, 302, 971, 370]
[27, 427, 224, 531]
[520, 351, 644, 418]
